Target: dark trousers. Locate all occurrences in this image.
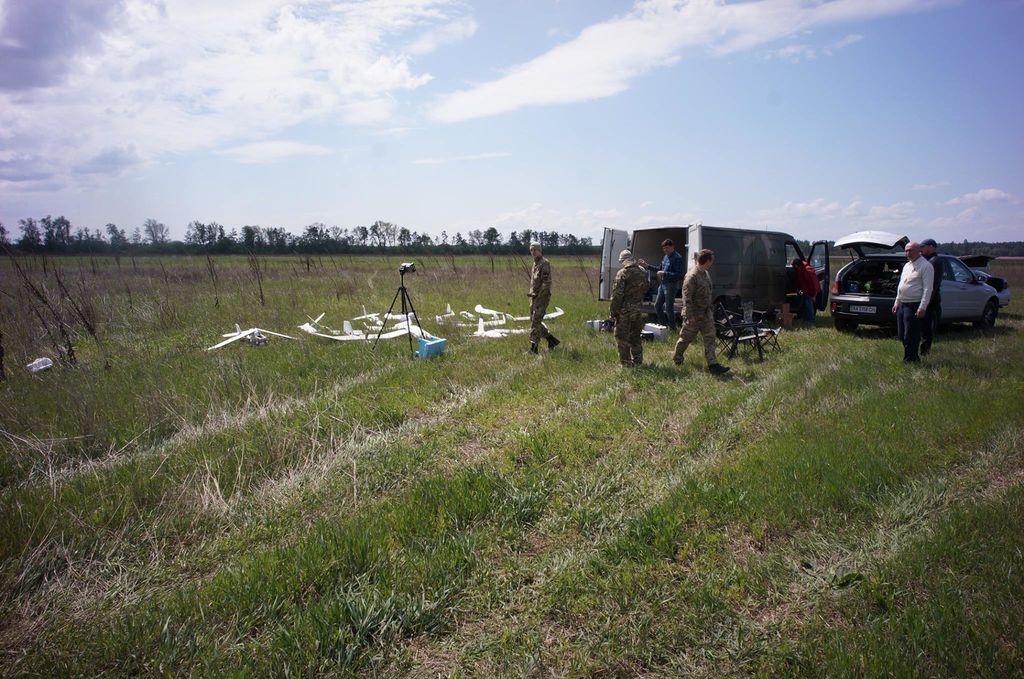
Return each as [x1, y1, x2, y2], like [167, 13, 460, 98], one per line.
[921, 297, 940, 353]
[655, 281, 679, 329]
[897, 302, 922, 362]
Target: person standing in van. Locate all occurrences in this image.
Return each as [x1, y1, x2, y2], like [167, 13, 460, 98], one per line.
[648, 238, 684, 330]
[792, 257, 820, 322]
[673, 249, 730, 375]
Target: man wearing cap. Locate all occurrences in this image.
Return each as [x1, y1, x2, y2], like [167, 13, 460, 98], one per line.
[919, 238, 942, 355]
[527, 241, 560, 354]
[892, 240, 934, 363]
[648, 239, 684, 330]
[673, 249, 730, 375]
[610, 249, 648, 366]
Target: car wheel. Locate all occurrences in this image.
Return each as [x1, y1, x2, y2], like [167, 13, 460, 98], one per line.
[834, 317, 858, 332]
[974, 300, 998, 329]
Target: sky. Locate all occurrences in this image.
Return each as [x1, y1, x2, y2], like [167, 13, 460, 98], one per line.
[1, 0, 1022, 244]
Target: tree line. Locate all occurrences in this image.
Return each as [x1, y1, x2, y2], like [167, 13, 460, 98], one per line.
[0, 216, 597, 255]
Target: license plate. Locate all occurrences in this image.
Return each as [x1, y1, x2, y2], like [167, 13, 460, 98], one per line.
[850, 305, 876, 314]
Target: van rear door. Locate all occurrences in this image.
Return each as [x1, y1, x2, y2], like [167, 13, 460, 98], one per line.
[600, 228, 630, 300]
[808, 240, 831, 309]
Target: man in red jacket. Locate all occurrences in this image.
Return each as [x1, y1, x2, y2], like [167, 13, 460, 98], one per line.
[792, 258, 820, 322]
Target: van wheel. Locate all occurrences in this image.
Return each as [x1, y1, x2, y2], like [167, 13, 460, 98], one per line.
[834, 317, 858, 332]
[974, 300, 998, 329]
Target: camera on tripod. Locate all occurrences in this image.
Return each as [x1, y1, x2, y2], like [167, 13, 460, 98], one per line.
[399, 262, 416, 274]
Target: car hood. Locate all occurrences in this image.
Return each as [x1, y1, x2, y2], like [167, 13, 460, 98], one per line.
[835, 231, 909, 257]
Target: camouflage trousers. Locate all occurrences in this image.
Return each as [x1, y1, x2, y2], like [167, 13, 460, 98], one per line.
[672, 309, 717, 365]
[614, 311, 645, 366]
[529, 294, 551, 344]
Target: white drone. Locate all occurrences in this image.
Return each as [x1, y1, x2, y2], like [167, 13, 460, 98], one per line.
[206, 324, 296, 351]
[299, 312, 439, 342]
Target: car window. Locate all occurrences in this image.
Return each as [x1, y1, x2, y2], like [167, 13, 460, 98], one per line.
[941, 259, 955, 281]
[809, 251, 827, 269]
[947, 258, 974, 283]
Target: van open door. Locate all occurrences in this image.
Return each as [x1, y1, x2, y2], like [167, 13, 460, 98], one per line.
[599, 227, 630, 300]
[807, 240, 831, 310]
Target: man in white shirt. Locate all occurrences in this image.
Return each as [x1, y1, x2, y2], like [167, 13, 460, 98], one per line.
[892, 241, 934, 363]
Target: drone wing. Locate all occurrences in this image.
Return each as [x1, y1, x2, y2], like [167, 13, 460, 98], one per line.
[474, 304, 503, 317]
[207, 329, 253, 351]
[255, 328, 297, 340]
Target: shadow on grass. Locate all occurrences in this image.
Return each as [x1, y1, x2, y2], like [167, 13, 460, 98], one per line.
[839, 323, 1015, 343]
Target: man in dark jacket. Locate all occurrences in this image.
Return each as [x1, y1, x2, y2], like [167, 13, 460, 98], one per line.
[919, 238, 942, 355]
[648, 239, 684, 330]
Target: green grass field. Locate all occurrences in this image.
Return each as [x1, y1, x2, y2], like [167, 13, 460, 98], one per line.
[1, 254, 1022, 676]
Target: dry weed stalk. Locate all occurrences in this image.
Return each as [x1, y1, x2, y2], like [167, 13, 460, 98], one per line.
[4, 246, 77, 365]
[575, 255, 596, 299]
[205, 254, 220, 307]
[246, 250, 266, 306]
[54, 267, 110, 369]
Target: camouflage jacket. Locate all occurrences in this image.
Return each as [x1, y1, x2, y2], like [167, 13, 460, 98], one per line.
[610, 262, 648, 319]
[682, 267, 713, 317]
[530, 257, 552, 298]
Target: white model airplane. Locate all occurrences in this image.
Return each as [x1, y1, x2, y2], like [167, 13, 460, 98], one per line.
[505, 306, 564, 322]
[435, 303, 456, 323]
[300, 313, 439, 342]
[207, 324, 296, 351]
[471, 318, 528, 338]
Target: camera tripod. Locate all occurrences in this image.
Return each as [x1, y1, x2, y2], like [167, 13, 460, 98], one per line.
[373, 268, 426, 355]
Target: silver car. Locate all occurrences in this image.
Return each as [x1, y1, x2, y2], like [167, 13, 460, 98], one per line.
[831, 231, 1001, 330]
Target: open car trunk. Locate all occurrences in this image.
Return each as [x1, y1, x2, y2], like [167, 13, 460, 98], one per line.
[837, 258, 903, 297]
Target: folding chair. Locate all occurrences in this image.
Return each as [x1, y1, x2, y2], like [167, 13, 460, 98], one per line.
[714, 304, 767, 360]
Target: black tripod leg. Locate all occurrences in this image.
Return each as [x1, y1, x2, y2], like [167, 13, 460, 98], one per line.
[373, 286, 404, 349]
[404, 289, 424, 342]
[400, 287, 415, 356]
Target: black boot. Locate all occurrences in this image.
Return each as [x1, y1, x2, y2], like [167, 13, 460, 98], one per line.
[546, 334, 560, 349]
[529, 342, 539, 354]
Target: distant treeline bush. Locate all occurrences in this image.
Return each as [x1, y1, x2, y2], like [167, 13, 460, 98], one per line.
[0, 216, 598, 256]
[4, 215, 1021, 257]
[796, 238, 1024, 258]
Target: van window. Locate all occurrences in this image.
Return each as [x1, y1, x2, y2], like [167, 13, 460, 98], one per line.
[785, 243, 800, 263]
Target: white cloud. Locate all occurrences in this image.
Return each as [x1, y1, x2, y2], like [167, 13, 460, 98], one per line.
[219, 140, 334, 164]
[754, 197, 920, 235]
[944, 188, 1013, 205]
[829, 33, 864, 51]
[576, 207, 625, 221]
[412, 151, 511, 165]
[912, 180, 950, 190]
[405, 16, 478, 55]
[769, 44, 817, 62]
[0, 0, 474, 190]
[430, 0, 946, 122]
[635, 211, 697, 228]
[490, 203, 629, 240]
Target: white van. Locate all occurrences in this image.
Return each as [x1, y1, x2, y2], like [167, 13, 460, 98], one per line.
[600, 224, 830, 318]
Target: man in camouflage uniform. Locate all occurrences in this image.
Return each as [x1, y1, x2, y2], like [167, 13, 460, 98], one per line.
[528, 241, 560, 354]
[610, 249, 648, 366]
[672, 249, 730, 375]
